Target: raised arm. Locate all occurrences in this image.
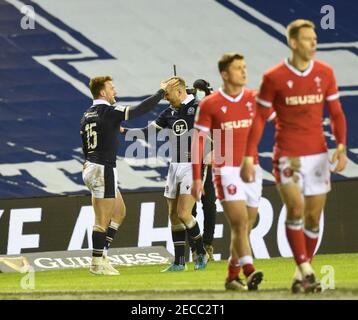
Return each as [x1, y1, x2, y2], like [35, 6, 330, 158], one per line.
[125, 90, 165, 120]
[120, 121, 163, 137]
[124, 78, 179, 120]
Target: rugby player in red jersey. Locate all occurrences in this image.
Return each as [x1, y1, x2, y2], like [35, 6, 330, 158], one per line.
[241, 19, 347, 293]
[191, 53, 265, 291]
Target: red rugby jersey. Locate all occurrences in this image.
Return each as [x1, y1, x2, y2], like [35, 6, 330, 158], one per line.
[193, 88, 258, 174]
[255, 59, 343, 157]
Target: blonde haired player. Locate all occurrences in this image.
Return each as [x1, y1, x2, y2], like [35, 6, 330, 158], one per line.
[122, 77, 208, 272]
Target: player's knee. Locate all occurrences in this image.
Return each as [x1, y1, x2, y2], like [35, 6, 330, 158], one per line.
[231, 218, 248, 234]
[286, 203, 304, 220]
[232, 225, 248, 239]
[93, 225, 106, 233]
[304, 213, 320, 228]
[177, 210, 187, 221]
[95, 212, 112, 229]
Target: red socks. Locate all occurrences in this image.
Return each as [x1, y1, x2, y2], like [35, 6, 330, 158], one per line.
[286, 220, 309, 265]
[304, 228, 319, 261]
[239, 256, 255, 278]
[227, 257, 241, 281]
[228, 256, 256, 280]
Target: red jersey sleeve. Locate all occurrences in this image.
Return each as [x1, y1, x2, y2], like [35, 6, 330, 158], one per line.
[327, 99, 346, 146]
[245, 106, 272, 156]
[194, 98, 212, 133]
[326, 67, 340, 102]
[256, 73, 276, 108]
[192, 98, 212, 181]
[324, 67, 346, 145]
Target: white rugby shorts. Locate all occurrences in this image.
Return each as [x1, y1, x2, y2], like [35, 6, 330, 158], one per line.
[213, 165, 263, 207]
[82, 161, 119, 198]
[164, 162, 193, 199]
[273, 152, 331, 196]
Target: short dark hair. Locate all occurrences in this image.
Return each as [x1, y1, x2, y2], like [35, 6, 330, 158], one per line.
[218, 52, 244, 73]
[286, 19, 315, 41]
[193, 79, 212, 96]
[89, 76, 113, 98]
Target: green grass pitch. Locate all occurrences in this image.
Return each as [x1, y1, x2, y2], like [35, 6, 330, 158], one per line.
[1, 253, 358, 300]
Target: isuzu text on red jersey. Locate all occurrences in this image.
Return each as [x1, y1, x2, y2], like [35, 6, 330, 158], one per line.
[256, 59, 341, 157]
[194, 88, 258, 168]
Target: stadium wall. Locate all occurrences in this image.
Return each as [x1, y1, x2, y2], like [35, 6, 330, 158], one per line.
[1, 180, 357, 258]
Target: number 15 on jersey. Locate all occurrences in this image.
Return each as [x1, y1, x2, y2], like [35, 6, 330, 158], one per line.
[85, 123, 98, 150]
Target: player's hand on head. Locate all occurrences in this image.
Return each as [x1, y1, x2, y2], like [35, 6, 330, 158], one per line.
[240, 157, 256, 183]
[161, 78, 180, 92]
[160, 80, 168, 91]
[191, 179, 204, 201]
[331, 144, 348, 173]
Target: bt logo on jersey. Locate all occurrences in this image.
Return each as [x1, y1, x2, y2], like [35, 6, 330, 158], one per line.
[285, 94, 323, 106]
[220, 119, 252, 130]
[172, 119, 188, 136]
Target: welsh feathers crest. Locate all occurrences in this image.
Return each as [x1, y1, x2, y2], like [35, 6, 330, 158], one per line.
[221, 106, 228, 113]
[287, 80, 294, 89]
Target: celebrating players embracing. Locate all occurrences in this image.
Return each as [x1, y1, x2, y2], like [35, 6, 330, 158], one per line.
[80, 75, 179, 275]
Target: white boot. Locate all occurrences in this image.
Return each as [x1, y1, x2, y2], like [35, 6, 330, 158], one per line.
[90, 256, 119, 276]
[102, 256, 120, 275]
